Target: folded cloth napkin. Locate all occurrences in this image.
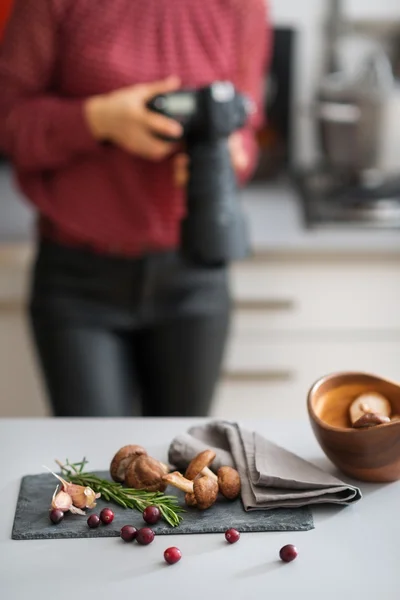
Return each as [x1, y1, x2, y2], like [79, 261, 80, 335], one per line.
[168, 420, 362, 510]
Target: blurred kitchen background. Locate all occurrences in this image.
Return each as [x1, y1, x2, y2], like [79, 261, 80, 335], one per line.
[1, 0, 400, 419]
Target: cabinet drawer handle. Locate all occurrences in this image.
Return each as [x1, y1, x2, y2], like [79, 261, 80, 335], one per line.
[223, 369, 294, 383]
[235, 299, 295, 311]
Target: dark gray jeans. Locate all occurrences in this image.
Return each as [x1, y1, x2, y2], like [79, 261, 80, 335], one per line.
[28, 239, 231, 417]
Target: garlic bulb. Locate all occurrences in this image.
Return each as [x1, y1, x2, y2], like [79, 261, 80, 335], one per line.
[50, 485, 86, 515]
[45, 466, 101, 511]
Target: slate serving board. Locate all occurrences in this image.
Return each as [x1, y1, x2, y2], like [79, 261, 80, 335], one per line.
[11, 471, 314, 540]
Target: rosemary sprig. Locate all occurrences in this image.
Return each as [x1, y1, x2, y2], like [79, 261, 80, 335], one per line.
[57, 459, 184, 528]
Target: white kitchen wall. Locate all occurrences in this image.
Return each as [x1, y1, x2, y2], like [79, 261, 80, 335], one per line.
[269, 0, 400, 165]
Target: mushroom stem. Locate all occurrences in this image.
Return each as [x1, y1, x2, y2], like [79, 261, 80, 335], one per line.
[201, 466, 218, 481]
[163, 471, 194, 494]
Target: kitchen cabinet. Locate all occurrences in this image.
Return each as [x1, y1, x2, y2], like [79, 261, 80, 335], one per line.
[2, 232, 400, 419]
[212, 253, 400, 419]
[0, 247, 49, 417]
[0, 307, 49, 417]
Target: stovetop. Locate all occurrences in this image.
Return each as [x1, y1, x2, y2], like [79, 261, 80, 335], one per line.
[293, 167, 400, 229]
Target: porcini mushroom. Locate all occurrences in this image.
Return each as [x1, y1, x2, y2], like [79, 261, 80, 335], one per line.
[184, 450, 218, 482]
[125, 455, 168, 492]
[217, 466, 241, 500]
[349, 393, 391, 426]
[353, 413, 391, 428]
[110, 445, 147, 483]
[163, 471, 219, 509]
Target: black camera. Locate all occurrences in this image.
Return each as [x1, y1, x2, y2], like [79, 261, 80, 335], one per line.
[148, 81, 253, 266]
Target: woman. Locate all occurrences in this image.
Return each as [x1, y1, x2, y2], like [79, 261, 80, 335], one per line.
[0, 0, 270, 417]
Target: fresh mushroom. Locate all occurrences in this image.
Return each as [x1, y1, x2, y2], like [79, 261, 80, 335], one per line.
[349, 392, 392, 429]
[159, 462, 171, 475]
[184, 450, 218, 482]
[125, 455, 168, 492]
[184, 492, 198, 507]
[353, 413, 391, 428]
[349, 392, 391, 425]
[217, 466, 241, 500]
[110, 445, 148, 482]
[163, 471, 219, 509]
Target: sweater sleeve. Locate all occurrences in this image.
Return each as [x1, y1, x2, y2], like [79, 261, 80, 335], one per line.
[0, 0, 100, 172]
[231, 0, 272, 185]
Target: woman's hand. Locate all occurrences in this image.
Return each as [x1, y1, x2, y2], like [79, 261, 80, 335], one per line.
[228, 131, 249, 173]
[173, 131, 249, 188]
[84, 76, 184, 161]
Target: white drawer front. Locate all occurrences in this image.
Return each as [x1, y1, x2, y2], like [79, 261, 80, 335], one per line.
[215, 334, 400, 419]
[229, 258, 400, 330]
[0, 309, 48, 417]
[212, 380, 304, 419]
[0, 263, 30, 305]
[224, 334, 400, 378]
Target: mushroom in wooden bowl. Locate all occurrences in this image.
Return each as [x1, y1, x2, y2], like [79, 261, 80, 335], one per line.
[307, 371, 400, 483]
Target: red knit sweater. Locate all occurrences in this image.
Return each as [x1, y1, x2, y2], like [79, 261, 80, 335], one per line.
[0, 0, 271, 256]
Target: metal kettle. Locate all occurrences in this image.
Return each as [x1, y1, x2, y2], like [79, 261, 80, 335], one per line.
[315, 0, 394, 175]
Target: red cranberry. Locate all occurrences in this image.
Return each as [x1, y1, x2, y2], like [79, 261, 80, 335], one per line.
[143, 506, 161, 524]
[120, 525, 138, 542]
[87, 514, 101, 528]
[164, 547, 182, 565]
[279, 544, 298, 562]
[225, 528, 240, 544]
[49, 509, 64, 524]
[100, 508, 114, 525]
[136, 527, 155, 545]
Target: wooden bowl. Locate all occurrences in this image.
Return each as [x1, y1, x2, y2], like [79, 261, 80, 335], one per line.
[307, 371, 400, 482]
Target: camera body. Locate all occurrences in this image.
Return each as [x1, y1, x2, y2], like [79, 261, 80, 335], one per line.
[148, 81, 253, 265]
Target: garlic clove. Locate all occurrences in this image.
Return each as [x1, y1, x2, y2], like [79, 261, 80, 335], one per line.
[51, 486, 73, 511]
[83, 487, 101, 509]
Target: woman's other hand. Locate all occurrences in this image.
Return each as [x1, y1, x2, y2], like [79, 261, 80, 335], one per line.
[228, 131, 249, 174]
[173, 153, 190, 187]
[84, 76, 183, 161]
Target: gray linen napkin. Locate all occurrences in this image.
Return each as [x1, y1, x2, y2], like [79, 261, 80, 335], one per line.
[168, 420, 362, 510]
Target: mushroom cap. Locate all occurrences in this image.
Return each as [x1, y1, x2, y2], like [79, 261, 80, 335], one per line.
[185, 449, 217, 481]
[110, 445, 147, 482]
[217, 466, 241, 500]
[352, 412, 391, 428]
[125, 455, 167, 492]
[193, 476, 219, 509]
[185, 492, 198, 507]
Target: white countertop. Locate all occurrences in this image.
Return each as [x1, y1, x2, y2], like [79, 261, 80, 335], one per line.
[242, 181, 400, 256]
[1, 417, 399, 600]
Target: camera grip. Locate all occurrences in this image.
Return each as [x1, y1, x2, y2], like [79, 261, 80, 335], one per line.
[180, 139, 250, 265]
